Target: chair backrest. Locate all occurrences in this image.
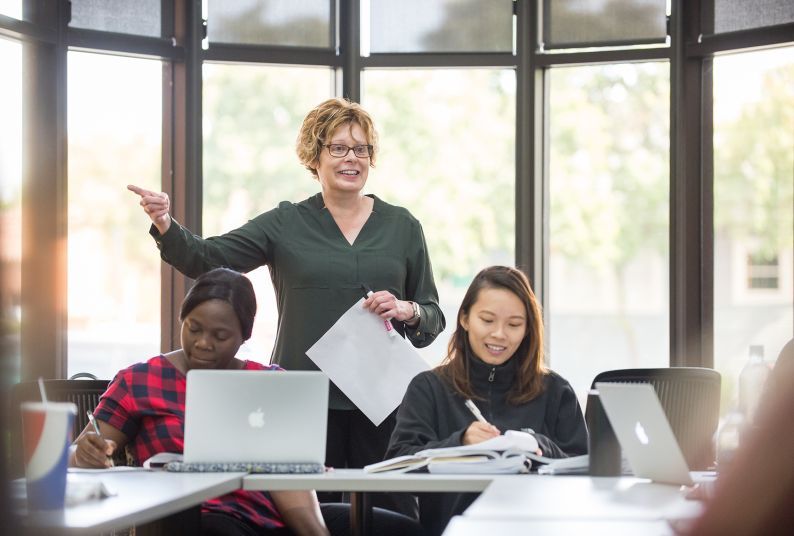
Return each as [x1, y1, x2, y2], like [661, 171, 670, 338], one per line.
[587, 367, 721, 470]
[7, 379, 110, 478]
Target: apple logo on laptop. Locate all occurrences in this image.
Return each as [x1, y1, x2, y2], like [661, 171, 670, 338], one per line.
[248, 407, 265, 428]
[634, 421, 650, 445]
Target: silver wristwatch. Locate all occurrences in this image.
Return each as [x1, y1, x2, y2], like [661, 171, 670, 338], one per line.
[410, 301, 421, 322]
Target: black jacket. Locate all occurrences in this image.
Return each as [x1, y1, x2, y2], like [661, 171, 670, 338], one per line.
[386, 353, 588, 535]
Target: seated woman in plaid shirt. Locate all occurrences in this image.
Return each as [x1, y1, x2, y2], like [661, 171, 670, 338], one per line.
[69, 268, 422, 536]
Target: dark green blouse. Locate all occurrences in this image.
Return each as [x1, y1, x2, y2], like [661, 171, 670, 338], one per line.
[150, 193, 445, 409]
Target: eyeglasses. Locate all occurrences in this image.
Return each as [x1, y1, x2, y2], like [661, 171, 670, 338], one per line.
[323, 144, 373, 158]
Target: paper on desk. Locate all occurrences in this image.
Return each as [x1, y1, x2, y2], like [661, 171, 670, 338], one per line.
[68, 466, 149, 473]
[65, 475, 117, 505]
[307, 298, 429, 426]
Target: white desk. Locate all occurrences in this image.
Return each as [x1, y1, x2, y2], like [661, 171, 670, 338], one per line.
[243, 468, 502, 493]
[17, 469, 246, 535]
[462, 475, 703, 522]
[244, 471, 707, 536]
[244, 469, 510, 536]
[443, 517, 677, 536]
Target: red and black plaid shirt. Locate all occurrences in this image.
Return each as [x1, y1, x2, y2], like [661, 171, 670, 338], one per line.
[94, 355, 286, 530]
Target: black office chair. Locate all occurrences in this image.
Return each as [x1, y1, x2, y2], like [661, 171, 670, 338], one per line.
[587, 367, 721, 470]
[7, 378, 119, 478]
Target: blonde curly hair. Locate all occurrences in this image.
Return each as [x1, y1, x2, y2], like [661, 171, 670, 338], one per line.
[296, 97, 379, 177]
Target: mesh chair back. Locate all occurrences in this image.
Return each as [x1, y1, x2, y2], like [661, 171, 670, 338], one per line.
[588, 367, 721, 470]
[7, 379, 110, 478]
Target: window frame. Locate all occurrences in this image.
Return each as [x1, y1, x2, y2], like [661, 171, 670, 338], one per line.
[1, 0, 792, 380]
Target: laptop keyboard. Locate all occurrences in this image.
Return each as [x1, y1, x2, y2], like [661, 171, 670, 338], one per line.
[165, 461, 325, 474]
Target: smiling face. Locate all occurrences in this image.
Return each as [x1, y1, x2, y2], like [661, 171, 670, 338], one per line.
[461, 287, 528, 366]
[313, 122, 370, 195]
[180, 299, 244, 371]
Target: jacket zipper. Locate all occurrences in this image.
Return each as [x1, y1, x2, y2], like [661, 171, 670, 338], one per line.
[487, 367, 496, 420]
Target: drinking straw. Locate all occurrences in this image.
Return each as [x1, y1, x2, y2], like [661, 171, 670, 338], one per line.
[38, 377, 48, 404]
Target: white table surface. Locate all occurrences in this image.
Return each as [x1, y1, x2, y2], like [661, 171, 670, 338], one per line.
[243, 468, 511, 493]
[463, 475, 704, 521]
[443, 516, 677, 536]
[17, 469, 246, 534]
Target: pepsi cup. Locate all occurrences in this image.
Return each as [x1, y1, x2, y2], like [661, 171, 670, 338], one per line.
[21, 401, 77, 510]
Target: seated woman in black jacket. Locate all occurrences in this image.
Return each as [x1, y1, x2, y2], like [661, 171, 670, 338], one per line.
[386, 265, 588, 535]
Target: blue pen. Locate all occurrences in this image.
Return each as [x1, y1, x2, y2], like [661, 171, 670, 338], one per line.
[361, 283, 397, 337]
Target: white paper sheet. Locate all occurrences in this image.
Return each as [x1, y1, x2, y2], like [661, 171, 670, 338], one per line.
[306, 298, 429, 426]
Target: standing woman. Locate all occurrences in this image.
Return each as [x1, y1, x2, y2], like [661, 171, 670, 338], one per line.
[386, 265, 587, 535]
[128, 98, 445, 516]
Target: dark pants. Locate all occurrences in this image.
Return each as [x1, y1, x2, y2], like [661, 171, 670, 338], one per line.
[318, 408, 418, 520]
[201, 503, 425, 536]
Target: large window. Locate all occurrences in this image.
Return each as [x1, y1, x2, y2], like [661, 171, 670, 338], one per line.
[202, 63, 333, 361]
[363, 68, 516, 364]
[0, 37, 22, 385]
[207, 0, 332, 48]
[2, 1, 792, 390]
[0, 0, 21, 20]
[713, 47, 794, 412]
[548, 62, 671, 400]
[367, 0, 513, 53]
[67, 51, 162, 379]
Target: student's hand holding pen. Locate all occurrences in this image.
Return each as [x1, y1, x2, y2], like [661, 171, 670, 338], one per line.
[462, 399, 500, 445]
[71, 413, 117, 468]
[462, 421, 501, 445]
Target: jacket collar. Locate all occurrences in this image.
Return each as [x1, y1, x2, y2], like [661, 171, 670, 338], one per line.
[466, 347, 518, 391]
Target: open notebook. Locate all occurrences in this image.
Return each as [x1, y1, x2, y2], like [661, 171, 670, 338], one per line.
[164, 370, 328, 474]
[365, 430, 544, 474]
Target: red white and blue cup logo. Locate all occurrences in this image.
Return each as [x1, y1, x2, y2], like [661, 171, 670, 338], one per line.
[21, 401, 77, 510]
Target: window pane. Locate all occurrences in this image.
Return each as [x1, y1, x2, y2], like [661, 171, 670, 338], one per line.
[368, 0, 513, 53]
[0, 0, 22, 20]
[202, 64, 333, 362]
[208, 0, 331, 48]
[544, 0, 667, 49]
[713, 48, 794, 414]
[713, 0, 794, 34]
[0, 38, 22, 385]
[67, 52, 161, 379]
[363, 69, 516, 365]
[69, 0, 162, 37]
[549, 63, 670, 402]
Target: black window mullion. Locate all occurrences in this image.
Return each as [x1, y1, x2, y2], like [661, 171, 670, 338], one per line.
[669, 0, 712, 368]
[66, 27, 183, 60]
[20, 0, 68, 380]
[339, 0, 360, 101]
[203, 43, 338, 67]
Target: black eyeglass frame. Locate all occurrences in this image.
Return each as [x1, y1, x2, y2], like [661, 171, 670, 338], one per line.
[323, 144, 374, 158]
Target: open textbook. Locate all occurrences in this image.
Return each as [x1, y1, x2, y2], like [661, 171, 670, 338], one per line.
[365, 430, 555, 474]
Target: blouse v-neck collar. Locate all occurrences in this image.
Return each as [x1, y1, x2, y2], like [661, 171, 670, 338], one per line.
[311, 192, 379, 246]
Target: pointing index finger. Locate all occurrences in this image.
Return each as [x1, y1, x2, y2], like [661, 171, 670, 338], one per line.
[127, 184, 152, 197]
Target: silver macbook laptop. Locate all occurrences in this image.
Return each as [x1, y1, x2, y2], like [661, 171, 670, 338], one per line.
[179, 370, 328, 472]
[596, 382, 694, 486]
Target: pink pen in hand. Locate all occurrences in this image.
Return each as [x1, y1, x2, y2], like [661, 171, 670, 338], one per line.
[361, 283, 397, 337]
